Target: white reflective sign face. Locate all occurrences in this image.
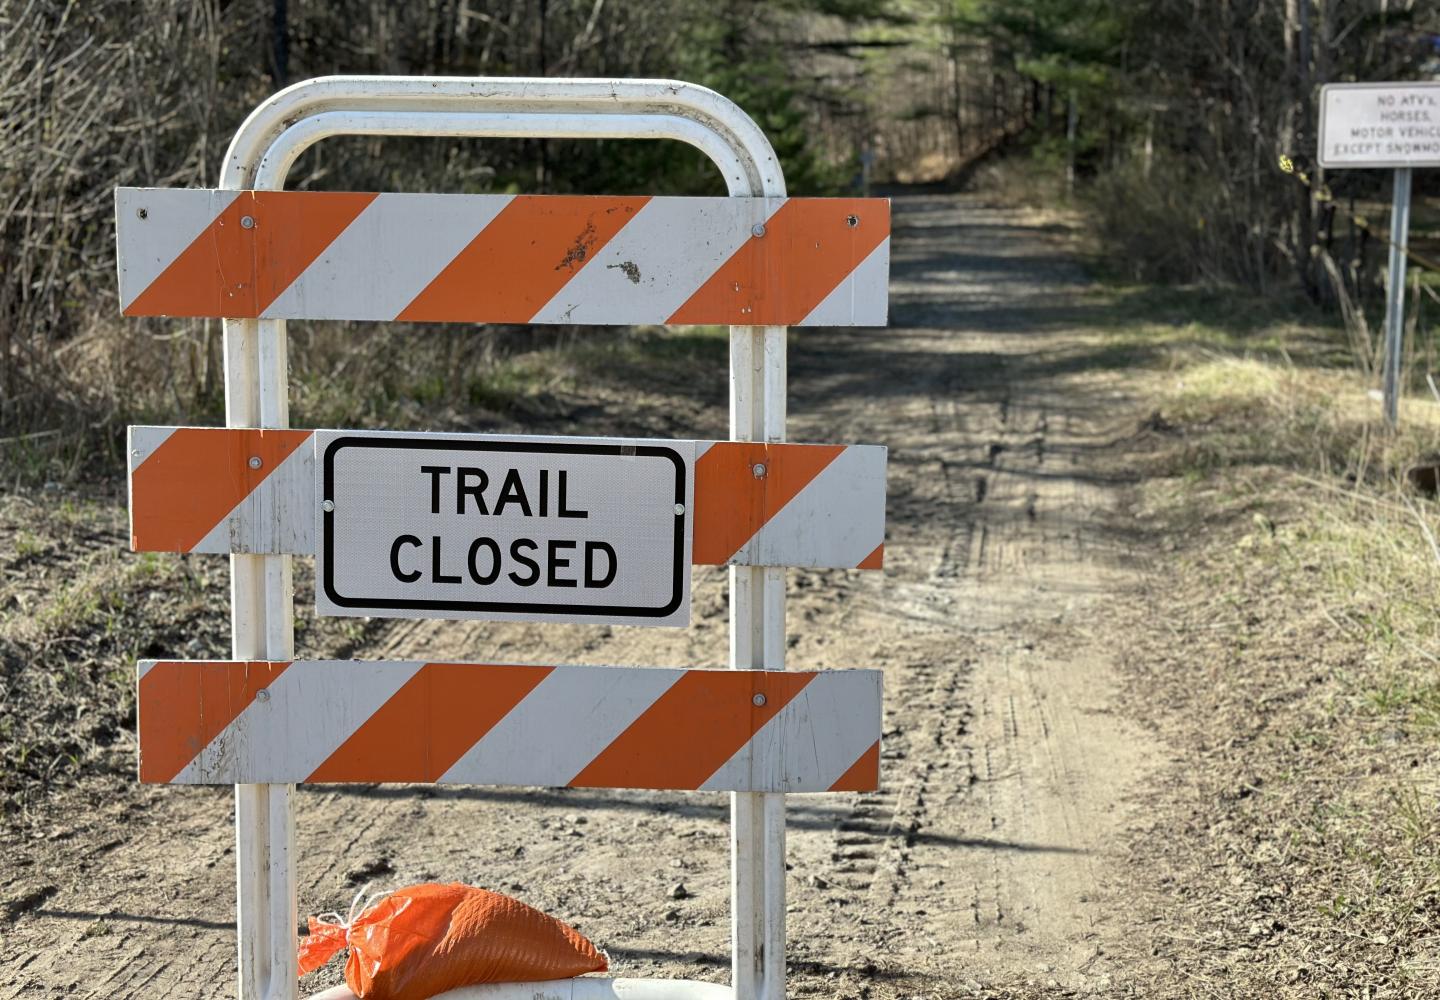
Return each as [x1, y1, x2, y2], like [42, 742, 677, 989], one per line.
[316, 432, 693, 626]
[1318, 83, 1440, 168]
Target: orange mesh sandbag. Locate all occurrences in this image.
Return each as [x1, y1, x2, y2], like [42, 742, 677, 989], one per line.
[298, 882, 607, 999]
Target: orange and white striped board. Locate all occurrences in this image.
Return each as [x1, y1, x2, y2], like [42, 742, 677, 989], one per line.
[128, 427, 886, 572]
[137, 659, 882, 792]
[114, 190, 890, 327]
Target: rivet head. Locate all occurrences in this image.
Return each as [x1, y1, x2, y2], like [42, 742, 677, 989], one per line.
[255, 689, 270, 703]
[751, 223, 766, 238]
[247, 455, 262, 469]
[752, 693, 767, 707]
[322, 499, 335, 513]
[846, 214, 859, 228]
[673, 503, 685, 516]
[752, 463, 767, 479]
[136, 207, 148, 220]
[240, 215, 255, 229]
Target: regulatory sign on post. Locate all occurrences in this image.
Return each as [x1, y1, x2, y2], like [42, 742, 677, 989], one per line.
[1318, 82, 1440, 168]
[316, 431, 694, 626]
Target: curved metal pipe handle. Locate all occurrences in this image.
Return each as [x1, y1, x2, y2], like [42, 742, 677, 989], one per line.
[222, 76, 784, 198]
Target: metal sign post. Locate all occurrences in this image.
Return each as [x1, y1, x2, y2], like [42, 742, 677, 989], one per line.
[1318, 82, 1439, 428]
[1382, 167, 1413, 429]
[118, 76, 892, 1000]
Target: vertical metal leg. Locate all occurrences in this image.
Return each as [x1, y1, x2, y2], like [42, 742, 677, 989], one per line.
[236, 779, 297, 1000]
[1382, 166, 1412, 429]
[730, 325, 787, 1000]
[226, 317, 298, 1000]
[731, 792, 787, 997]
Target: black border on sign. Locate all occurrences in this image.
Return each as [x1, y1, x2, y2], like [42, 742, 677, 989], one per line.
[321, 436, 688, 619]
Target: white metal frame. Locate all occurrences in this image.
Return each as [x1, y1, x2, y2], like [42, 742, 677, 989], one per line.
[219, 76, 788, 1000]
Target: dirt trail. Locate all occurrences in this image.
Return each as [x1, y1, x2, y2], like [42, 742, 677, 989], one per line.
[2, 193, 1162, 998]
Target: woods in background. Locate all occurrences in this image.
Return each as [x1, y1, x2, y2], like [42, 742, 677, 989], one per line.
[964, 0, 1440, 292]
[1, 0, 933, 451]
[2, 0, 1438, 466]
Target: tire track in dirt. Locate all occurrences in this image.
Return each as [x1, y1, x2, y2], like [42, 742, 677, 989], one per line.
[764, 196, 1162, 992]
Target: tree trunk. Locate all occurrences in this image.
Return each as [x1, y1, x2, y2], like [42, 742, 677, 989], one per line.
[1066, 88, 1078, 196]
[1296, 0, 1318, 298]
[271, 0, 288, 86]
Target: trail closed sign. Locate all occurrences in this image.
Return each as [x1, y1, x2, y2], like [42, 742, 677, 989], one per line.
[1318, 82, 1440, 168]
[317, 432, 693, 626]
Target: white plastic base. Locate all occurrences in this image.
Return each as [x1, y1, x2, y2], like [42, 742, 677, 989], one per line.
[306, 978, 733, 1000]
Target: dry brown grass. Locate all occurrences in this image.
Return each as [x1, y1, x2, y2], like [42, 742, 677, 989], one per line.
[1102, 313, 1440, 998]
